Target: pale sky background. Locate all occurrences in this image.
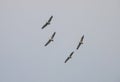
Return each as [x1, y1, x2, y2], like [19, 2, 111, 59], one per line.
[0, 0, 120, 82]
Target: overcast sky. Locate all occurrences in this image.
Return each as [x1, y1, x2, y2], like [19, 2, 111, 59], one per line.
[0, 0, 120, 82]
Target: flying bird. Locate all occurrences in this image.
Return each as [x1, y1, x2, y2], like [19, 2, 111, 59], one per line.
[64, 51, 74, 63]
[41, 16, 53, 29]
[76, 35, 84, 50]
[44, 32, 56, 46]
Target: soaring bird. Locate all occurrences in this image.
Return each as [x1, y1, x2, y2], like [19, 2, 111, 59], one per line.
[44, 32, 56, 46]
[64, 51, 74, 63]
[41, 16, 53, 29]
[76, 35, 84, 50]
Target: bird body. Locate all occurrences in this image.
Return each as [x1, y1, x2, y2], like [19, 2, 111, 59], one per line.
[41, 16, 53, 29]
[44, 32, 56, 46]
[64, 51, 74, 63]
[76, 35, 84, 50]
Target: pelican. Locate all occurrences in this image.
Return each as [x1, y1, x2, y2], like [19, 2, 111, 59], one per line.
[41, 16, 53, 29]
[76, 35, 84, 50]
[64, 51, 74, 63]
[44, 32, 56, 46]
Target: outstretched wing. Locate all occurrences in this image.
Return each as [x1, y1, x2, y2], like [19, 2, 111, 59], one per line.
[70, 51, 74, 57]
[48, 16, 53, 23]
[51, 32, 56, 39]
[41, 22, 48, 29]
[44, 39, 51, 46]
[76, 42, 82, 50]
[64, 57, 70, 63]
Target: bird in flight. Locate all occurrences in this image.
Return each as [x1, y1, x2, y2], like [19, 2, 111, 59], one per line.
[64, 51, 74, 63]
[76, 35, 84, 50]
[41, 16, 53, 29]
[44, 32, 56, 46]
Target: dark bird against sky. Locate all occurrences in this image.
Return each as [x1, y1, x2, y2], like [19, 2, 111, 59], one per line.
[44, 32, 56, 46]
[41, 16, 53, 29]
[64, 51, 74, 63]
[76, 35, 84, 50]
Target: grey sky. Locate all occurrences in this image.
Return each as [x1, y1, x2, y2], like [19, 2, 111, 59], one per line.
[0, 0, 120, 82]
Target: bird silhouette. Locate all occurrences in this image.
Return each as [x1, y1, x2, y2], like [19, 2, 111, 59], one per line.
[64, 51, 74, 63]
[76, 35, 84, 50]
[41, 16, 53, 29]
[44, 32, 56, 46]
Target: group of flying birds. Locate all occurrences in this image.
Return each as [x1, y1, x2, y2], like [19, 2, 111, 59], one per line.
[41, 16, 84, 63]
